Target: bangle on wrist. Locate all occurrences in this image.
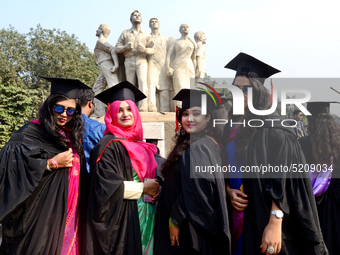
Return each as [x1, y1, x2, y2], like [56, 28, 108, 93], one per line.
[49, 158, 59, 169]
[46, 162, 52, 171]
[169, 218, 179, 228]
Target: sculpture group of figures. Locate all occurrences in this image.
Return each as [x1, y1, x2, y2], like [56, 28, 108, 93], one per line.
[93, 10, 207, 116]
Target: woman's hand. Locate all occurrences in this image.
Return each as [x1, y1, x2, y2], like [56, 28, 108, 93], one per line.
[226, 185, 248, 212]
[260, 216, 282, 254]
[151, 191, 159, 203]
[49, 148, 73, 169]
[143, 179, 159, 196]
[169, 225, 180, 246]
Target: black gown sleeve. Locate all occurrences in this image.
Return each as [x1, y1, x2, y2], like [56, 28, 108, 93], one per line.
[170, 141, 220, 234]
[170, 137, 231, 254]
[0, 122, 70, 255]
[0, 142, 47, 221]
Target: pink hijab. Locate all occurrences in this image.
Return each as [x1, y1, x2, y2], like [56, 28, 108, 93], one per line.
[104, 99, 157, 182]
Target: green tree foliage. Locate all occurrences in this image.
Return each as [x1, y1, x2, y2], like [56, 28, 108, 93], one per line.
[0, 84, 40, 149]
[0, 25, 27, 88]
[203, 74, 232, 98]
[24, 24, 100, 90]
[0, 24, 100, 148]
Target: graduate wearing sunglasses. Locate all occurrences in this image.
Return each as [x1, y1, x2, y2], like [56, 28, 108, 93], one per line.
[0, 76, 89, 255]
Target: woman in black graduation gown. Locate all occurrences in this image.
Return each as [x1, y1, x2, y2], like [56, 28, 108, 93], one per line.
[222, 53, 328, 255]
[0, 77, 89, 254]
[85, 81, 160, 255]
[299, 101, 340, 255]
[154, 89, 232, 255]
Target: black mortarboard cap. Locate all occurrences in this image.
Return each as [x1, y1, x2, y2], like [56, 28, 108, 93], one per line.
[173, 89, 218, 110]
[40, 76, 91, 99]
[95, 81, 146, 104]
[307, 101, 340, 116]
[224, 52, 280, 84]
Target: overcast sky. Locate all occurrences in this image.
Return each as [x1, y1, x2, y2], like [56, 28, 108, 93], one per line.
[2, 0, 340, 114]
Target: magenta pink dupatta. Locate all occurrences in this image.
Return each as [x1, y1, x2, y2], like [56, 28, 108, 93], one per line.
[103, 100, 157, 182]
[60, 131, 81, 255]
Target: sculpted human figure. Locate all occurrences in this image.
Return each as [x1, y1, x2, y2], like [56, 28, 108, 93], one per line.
[194, 31, 207, 79]
[147, 18, 171, 112]
[92, 24, 120, 116]
[166, 24, 196, 107]
[116, 10, 155, 112]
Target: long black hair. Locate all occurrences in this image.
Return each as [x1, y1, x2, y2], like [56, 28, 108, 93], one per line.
[308, 113, 340, 168]
[235, 73, 272, 163]
[38, 94, 84, 155]
[161, 105, 228, 176]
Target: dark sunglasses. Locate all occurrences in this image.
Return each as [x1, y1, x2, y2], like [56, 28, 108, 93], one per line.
[53, 105, 76, 116]
[234, 85, 252, 95]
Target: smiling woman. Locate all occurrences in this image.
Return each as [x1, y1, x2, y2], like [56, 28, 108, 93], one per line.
[117, 100, 135, 127]
[181, 106, 210, 134]
[0, 77, 90, 255]
[85, 81, 160, 255]
[154, 89, 231, 255]
[53, 100, 77, 127]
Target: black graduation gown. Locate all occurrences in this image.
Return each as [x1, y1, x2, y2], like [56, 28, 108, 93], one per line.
[154, 136, 231, 255]
[0, 122, 88, 255]
[223, 118, 328, 255]
[299, 136, 340, 255]
[85, 134, 142, 255]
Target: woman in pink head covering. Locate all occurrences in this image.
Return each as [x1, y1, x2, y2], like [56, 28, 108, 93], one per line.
[85, 81, 160, 255]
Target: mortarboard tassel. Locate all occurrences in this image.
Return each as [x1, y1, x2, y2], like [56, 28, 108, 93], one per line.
[270, 79, 273, 105]
[175, 106, 179, 131]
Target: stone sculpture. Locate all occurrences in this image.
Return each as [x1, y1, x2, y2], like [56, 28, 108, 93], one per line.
[166, 24, 196, 107]
[115, 10, 155, 112]
[194, 31, 207, 79]
[147, 18, 171, 112]
[92, 24, 119, 116]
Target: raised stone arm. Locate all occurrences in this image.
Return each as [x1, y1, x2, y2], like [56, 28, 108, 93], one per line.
[195, 56, 203, 78]
[166, 42, 175, 77]
[115, 32, 133, 53]
[110, 48, 119, 74]
[137, 37, 155, 55]
[189, 37, 197, 70]
[137, 44, 155, 55]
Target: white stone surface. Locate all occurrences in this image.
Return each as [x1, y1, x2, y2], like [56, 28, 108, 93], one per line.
[92, 24, 120, 116]
[142, 122, 165, 156]
[115, 10, 155, 112]
[147, 18, 171, 112]
[166, 24, 196, 108]
[194, 31, 207, 79]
